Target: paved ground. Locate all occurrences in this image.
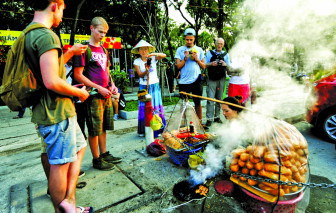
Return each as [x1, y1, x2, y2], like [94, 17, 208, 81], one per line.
[1, 85, 335, 213]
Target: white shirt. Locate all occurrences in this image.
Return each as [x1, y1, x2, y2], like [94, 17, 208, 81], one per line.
[133, 56, 159, 85]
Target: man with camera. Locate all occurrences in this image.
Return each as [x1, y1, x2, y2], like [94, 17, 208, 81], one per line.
[204, 38, 231, 127]
[175, 28, 206, 120]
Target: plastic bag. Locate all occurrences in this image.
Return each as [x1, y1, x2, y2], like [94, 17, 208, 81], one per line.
[229, 119, 309, 197]
[146, 139, 166, 157]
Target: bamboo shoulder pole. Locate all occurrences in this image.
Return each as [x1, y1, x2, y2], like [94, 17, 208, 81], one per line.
[179, 91, 279, 120]
[179, 91, 250, 111]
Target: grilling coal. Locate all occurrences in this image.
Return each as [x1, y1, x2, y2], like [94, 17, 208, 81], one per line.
[173, 180, 205, 201]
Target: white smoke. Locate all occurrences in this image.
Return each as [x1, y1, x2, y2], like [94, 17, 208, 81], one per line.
[191, 0, 336, 182]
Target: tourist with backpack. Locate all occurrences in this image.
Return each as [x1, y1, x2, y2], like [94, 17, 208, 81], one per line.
[204, 38, 231, 128]
[2, 1, 92, 213]
[73, 17, 122, 171]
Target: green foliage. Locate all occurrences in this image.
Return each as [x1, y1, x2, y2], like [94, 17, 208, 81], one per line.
[198, 31, 214, 51]
[310, 69, 336, 82]
[124, 96, 182, 111]
[110, 68, 130, 93]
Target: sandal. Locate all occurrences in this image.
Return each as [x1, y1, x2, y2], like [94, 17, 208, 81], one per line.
[77, 206, 93, 213]
[76, 181, 87, 189]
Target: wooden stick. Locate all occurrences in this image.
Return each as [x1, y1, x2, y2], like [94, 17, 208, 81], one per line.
[179, 91, 280, 120]
[179, 91, 250, 111]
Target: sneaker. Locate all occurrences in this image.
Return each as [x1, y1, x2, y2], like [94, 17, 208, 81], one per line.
[214, 118, 223, 124]
[138, 133, 145, 137]
[92, 157, 115, 170]
[113, 114, 118, 121]
[13, 116, 23, 119]
[202, 124, 209, 130]
[78, 170, 85, 178]
[101, 151, 122, 164]
[205, 120, 212, 127]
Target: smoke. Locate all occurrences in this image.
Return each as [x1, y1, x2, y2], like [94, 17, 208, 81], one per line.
[190, 0, 336, 182]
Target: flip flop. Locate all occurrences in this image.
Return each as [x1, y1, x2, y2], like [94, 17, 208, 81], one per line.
[77, 206, 93, 213]
[76, 181, 87, 189]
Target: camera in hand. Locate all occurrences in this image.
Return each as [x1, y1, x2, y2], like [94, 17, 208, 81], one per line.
[189, 51, 193, 55]
[146, 57, 152, 66]
[216, 59, 222, 66]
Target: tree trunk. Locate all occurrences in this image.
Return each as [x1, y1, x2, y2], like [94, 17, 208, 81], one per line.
[163, 0, 174, 63]
[70, 0, 86, 45]
[218, 0, 224, 37]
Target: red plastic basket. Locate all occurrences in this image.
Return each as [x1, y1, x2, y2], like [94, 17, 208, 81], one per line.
[242, 189, 304, 213]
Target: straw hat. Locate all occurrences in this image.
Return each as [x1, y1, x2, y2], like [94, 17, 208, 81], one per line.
[131, 40, 156, 54]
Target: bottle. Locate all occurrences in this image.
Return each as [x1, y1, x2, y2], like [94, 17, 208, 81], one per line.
[190, 121, 194, 133]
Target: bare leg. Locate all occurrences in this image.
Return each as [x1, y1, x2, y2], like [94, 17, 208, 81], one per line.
[114, 98, 119, 115]
[195, 103, 202, 120]
[98, 131, 107, 154]
[41, 153, 50, 181]
[88, 135, 99, 159]
[49, 163, 70, 213]
[59, 147, 87, 213]
[65, 147, 86, 203]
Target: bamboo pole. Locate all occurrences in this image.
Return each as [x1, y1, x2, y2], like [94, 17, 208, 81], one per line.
[179, 91, 249, 111]
[179, 91, 279, 120]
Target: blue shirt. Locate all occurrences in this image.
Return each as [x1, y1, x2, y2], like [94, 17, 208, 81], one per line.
[174, 45, 204, 84]
[205, 49, 231, 66]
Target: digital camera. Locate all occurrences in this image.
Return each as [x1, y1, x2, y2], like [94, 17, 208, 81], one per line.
[216, 59, 222, 66]
[147, 57, 152, 66]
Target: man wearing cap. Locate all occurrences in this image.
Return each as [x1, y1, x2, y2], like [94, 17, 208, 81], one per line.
[175, 28, 206, 120]
[204, 38, 231, 127]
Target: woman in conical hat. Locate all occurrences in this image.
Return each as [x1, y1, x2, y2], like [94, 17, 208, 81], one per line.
[132, 40, 167, 138]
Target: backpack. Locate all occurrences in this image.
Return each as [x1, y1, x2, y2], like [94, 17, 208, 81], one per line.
[0, 23, 46, 111]
[118, 89, 126, 110]
[207, 50, 228, 80]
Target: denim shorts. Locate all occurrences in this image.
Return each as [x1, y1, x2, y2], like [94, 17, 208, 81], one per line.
[38, 116, 87, 165]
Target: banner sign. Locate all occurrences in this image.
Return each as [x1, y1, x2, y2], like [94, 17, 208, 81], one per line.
[0, 30, 121, 49]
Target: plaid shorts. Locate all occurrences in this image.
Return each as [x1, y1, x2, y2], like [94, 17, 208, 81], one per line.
[86, 96, 114, 136]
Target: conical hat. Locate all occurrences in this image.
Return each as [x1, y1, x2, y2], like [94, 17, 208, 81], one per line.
[131, 40, 156, 54]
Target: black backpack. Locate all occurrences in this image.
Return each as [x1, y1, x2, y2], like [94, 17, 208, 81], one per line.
[118, 89, 126, 110]
[207, 50, 228, 80]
